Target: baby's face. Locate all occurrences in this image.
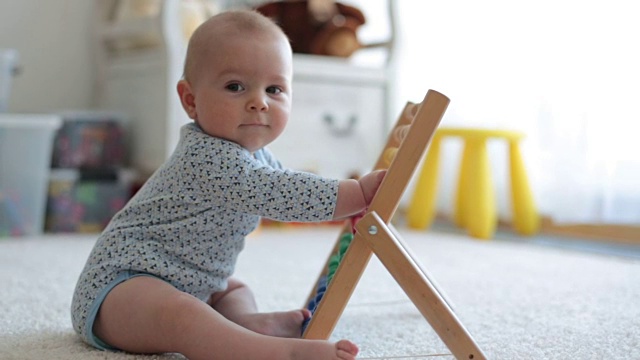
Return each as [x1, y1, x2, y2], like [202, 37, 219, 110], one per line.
[186, 32, 293, 152]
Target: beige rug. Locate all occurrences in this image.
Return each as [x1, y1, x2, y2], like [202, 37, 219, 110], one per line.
[1, 226, 639, 359]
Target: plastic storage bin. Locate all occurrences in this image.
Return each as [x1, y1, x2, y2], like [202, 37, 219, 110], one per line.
[0, 115, 62, 236]
[45, 168, 136, 233]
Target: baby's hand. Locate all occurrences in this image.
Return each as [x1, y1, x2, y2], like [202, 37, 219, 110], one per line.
[358, 170, 386, 206]
[333, 170, 386, 219]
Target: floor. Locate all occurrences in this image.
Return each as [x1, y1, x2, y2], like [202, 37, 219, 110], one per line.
[430, 220, 640, 260]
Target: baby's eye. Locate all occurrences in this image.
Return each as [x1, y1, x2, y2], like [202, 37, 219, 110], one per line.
[225, 83, 244, 92]
[266, 86, 283, 95]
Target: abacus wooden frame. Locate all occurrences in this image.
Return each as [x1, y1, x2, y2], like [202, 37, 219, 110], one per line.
[301, 90, 486, 360]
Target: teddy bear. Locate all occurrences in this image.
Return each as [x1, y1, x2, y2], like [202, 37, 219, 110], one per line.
[255, 0, 366, 58]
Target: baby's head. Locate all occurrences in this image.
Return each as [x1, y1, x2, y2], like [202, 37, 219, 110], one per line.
[177, 10, 293, 152]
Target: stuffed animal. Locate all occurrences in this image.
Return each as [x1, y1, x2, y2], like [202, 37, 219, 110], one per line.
[255, 0, 366, 58]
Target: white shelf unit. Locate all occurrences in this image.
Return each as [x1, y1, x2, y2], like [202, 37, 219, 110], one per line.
[94, 0, 392, 178]
[94, 0, 191, 176]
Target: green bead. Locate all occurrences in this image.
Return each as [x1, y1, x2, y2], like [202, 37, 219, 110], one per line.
[339, 233, 353, 257]
[327, 254, 340, 278]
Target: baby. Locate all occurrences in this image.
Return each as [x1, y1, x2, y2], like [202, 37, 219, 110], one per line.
[71, 9, 385, 360]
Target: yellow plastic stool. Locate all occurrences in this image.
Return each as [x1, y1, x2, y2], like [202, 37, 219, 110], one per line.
[407, 127, 539, 239]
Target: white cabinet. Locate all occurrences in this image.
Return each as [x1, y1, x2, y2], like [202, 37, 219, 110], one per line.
[270, 55, 389, 178]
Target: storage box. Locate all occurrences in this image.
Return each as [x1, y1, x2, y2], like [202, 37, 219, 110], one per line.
[0, 115, 62, 236]
[45, 169, 136, 233]
[51, 111, 127, 169]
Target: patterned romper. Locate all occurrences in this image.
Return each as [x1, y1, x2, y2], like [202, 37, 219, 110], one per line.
[71, 123, 338, 349]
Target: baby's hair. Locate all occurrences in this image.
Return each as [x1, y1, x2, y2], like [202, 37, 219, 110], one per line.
[183, 9, 289, 82]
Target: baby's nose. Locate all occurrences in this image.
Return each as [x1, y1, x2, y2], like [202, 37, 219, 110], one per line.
[247, 94, 268, 111]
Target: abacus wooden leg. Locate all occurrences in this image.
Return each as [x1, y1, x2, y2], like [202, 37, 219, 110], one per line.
[356, 212, 487, 360]
[302, 234, 373, 339]
[302, 222, 352, 308]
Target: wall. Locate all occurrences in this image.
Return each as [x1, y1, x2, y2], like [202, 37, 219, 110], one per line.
[0, 0, 94, 113]
[0, 0, 390, 114]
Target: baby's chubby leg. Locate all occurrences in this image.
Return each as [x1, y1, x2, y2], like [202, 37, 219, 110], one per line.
[207, 277, 309, 338]
[93, 276, 358, 360]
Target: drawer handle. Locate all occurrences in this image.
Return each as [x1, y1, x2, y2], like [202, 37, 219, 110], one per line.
[323, 114, 357, 137]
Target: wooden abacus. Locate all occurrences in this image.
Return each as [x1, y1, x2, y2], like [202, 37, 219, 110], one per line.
[301, 90, 487, 360]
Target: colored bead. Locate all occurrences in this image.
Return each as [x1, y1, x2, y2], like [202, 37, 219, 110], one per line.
[339, 233, 353, 257]
[301, 317, 311, 335]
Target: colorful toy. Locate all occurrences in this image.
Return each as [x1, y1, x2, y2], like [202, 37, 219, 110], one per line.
[45, 175, 129, 233]
[300, 90, 487, 359]
[0, 190, 25, 236]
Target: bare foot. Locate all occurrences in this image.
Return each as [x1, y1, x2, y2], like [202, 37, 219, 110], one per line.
[236, 309, 311, 338]
[290, 339, 359, 360]
[335, 339, 359, 360]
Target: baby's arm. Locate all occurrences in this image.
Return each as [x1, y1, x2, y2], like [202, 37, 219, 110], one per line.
[333, 170, 386, 219]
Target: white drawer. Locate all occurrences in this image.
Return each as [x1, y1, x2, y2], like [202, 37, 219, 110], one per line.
[269, 81, 386, 179]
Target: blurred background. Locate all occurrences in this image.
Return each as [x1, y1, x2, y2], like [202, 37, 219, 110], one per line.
[1, 0, 638, 239]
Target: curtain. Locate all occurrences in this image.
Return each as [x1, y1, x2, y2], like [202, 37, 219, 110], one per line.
[391, 0, 640, 224]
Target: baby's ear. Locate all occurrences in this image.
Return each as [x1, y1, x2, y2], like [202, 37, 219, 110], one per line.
[177, 80, 197, 119]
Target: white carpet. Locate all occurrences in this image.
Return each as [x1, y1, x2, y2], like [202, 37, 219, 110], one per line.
[1, 226, 639, 359]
